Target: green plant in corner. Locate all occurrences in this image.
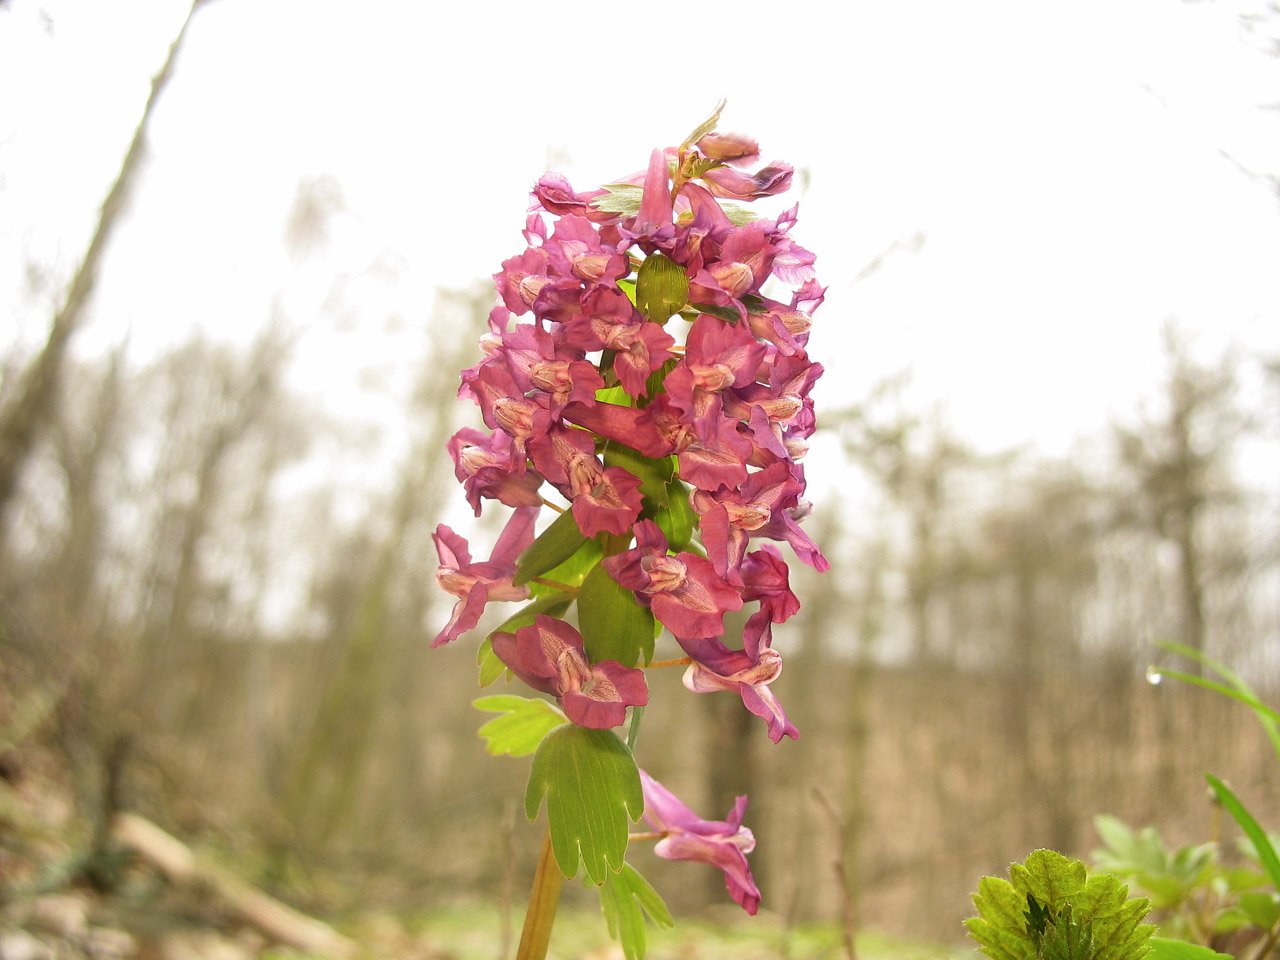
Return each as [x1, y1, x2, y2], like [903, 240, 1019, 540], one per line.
[966, 848, 1155, 960]
[1144, 641, 1280, 959]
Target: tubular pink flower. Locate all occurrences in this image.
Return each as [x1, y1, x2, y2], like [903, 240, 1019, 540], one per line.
[431, 505, 539, 647]
[491, 615, 647, 729]
[633, 148, 675, 239]
[447, 427, 544, 516]
[695, 131, 760, 166]
[639, 770, 760, 915]
[678, 638, 798, 744]
[603, 521, 741, 641]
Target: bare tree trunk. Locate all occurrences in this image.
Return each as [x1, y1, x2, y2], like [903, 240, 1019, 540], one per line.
[0, 1, 203, 540]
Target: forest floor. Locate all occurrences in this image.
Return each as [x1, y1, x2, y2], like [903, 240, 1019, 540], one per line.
[1, 888, 961, 960]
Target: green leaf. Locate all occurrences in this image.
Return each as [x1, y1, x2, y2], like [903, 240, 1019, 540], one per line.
[654, 476, 696, 551]
[515, 509, 589, 586]
[720, 202, 758, 226]
[1011, 850, 1087, 909]
[1153, 640, 1280, 762]
[477, 636, 508, 687]
[577, 563, 655, 667]
[528, 537, 603, 600]
[634, 253, 689, 324]
[524, 726, 643, 884]
[968, 851, 1153, 960]
[1206, 774, 1280, 891]
[479, 594, 573, 686]
[473, 695, 566, 757]
[1146, 938, 1233, 960]
[596, 384, 635, 407]
[689, 301, 741, 324]
[1239, 890, 1280, 929]
[603, 442, 673, 508]
[598, 862, 674, 960]
[591, 183, 645, 216]
[1039, 906, 1093, 960]
[682, 98, 725, 147]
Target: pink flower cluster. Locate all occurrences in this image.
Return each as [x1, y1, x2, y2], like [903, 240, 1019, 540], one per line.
[433, 127, 827, 747]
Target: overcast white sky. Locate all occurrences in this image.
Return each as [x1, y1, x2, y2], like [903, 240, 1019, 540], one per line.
[2, 0, 1278, 471]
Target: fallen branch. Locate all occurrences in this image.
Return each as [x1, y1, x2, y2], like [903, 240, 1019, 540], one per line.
[112, 813, 358, 958]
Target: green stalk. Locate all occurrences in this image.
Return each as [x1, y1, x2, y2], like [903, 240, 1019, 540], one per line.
[515, 828, 565, 960]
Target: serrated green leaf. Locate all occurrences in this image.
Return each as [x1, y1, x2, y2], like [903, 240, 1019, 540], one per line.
[1146, 938, 1233, 960]
[577, 563, 655, 667]
[1012, 850, 1088, 910]
[515, 509, 590, 586]
[524, 726, 642, 884]
[1039, 907, 1093, 960]
[969, 851, 1152, 960]
[599, 862, 674, 960]
[635, 253, 688, 324]
[479, 594, 573, 686]
[473, 695, 566, 757]
[1206, 774, 1280, 891]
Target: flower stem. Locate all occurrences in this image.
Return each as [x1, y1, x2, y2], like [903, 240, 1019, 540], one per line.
[646, 657, 692, 669]
[515, 828, 564, 960]
[540, 497, 566, 514]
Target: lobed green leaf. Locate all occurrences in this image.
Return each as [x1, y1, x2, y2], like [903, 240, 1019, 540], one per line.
[473, 695, 566, 757]
[524, 726, 643, 884]
[598, 861, 674, 960]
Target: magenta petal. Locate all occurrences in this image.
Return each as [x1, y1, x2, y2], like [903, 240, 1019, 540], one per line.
[432, 583, 488, 648]
[635, 148, 673, 236]
[640, 771, 760, 916]
[561, 660, 648, 729]
[492, 505, 540, 567]
[571, 466, 643, 537]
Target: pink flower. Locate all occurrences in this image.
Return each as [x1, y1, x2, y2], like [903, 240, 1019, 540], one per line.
[678, 637, 798, 743]
[491, 616, 648, 729]
[447, 427, 544, 516]
[431, 505, 539, 647]
[603, 521, 742, 641]
[639, 770, 760, 915]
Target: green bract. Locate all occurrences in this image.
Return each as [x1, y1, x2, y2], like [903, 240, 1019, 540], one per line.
[514, 508, 590, 586]
[634, 252, 689, 324]
[577, 563, 655, 668]
[524, 726, 642, 884]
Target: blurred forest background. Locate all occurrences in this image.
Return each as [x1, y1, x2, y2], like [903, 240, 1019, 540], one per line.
[2, 1, 1279, 957]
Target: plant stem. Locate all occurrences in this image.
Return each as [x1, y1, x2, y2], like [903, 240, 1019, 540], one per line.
[646, 657, 692, 669]
[1250, 919, 1280, 960]
[515, 828, 564, 960]
[530, 577, 578, 595]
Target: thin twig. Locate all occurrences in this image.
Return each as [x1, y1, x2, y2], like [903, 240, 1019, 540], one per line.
[812, 787, 858, 960]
